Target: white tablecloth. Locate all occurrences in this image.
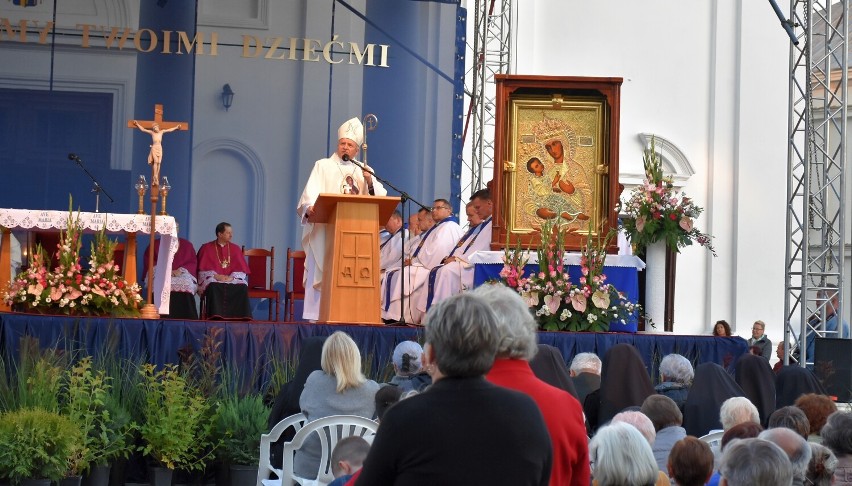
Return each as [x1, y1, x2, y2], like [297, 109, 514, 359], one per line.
[0, 208, 178, 314]
[468, 250, 646, 269]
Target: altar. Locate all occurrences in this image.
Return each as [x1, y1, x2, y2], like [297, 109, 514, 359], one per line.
[0, 208, 178, 314]
[469, 251, 645, 331]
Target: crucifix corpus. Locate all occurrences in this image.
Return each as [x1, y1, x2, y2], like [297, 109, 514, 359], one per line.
[127, 104, 189, 319]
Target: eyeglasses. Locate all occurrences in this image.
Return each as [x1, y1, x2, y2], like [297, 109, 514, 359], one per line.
[752, 327, 764, 331]
[431, 206, 450, 211]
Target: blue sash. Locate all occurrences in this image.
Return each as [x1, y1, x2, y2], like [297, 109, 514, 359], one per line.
[461, 217, 492, 254]
[411, 217, 457, 258]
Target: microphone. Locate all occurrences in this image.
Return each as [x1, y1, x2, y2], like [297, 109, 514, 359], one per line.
[343, 153, 369, 171]
[68, 153, 78, 161]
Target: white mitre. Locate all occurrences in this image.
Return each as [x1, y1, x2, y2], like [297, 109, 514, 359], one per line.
[338, 117, 364, 146]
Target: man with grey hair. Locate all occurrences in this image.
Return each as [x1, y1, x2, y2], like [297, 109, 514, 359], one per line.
[758, 427, 812, 486]
[720, 396, 760, 431]
[719, 438, 793, 486]
[569, 352, 601, 406]
[476, 284, 590, 485]
[611, 411, 656, 445]
[655, 353, 693, 412]
[355, 293, 553, 485]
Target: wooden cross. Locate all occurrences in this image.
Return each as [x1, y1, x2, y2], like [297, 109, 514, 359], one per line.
[127, 103, 189, 188]
[126, 103, 188, 319]
[127, 103, 189, 132]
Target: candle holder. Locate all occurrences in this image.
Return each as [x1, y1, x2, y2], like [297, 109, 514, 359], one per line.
[134, 175, 148, 215]
[159, 176, 171, 215]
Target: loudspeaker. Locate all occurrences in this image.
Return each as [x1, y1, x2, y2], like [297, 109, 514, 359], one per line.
[814, 337, 852, 402]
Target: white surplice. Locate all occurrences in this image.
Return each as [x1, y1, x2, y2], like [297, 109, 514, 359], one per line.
[380, 229, 407, 272]
[414, 218, 493, 318]
[381, 219, 463, 323]
[297, 153, 387, 321]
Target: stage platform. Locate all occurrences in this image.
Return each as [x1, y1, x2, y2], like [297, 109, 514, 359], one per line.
[0, 312, 748, 390]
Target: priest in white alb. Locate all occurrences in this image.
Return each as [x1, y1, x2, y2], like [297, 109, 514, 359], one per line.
[380, 210, 407, 273]
[416, 189, 493, 317]
[381, 198, 462, 324]
[296, 117, 387, 321]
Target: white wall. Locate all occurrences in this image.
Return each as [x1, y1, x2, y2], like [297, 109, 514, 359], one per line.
[514, 0, 791, 340]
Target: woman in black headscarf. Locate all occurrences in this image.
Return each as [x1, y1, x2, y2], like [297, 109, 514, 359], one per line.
[528, 344, 578, 399]
[775, 365, 826, 409]
[682, 362, 745, 437]
[733, 353, 776, 427]
[584, 343, 654, 432]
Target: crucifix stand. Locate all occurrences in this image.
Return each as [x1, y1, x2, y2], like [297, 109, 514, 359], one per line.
[127, 104, 188, 319]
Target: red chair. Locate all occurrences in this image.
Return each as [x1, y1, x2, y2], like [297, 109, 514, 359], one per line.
[285, 248, 306, 322]
[242, 246, 280, 321]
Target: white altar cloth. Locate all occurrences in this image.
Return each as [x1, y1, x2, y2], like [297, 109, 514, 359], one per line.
[0, 208, 178, 315]
[468, 251, 646, 269]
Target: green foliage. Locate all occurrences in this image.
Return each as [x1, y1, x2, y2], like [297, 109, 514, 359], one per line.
[261, 348, 296, 403]
[137, 364, 218, 471]
[213, 395, 270, 465]
[62, 357, 136, 474]
[0, 338, 63, 412]
[179, 328, 224, 399]
[1, 338, 66, 413]
[0, 407, 81, 483]
[97, 350, 146, 427]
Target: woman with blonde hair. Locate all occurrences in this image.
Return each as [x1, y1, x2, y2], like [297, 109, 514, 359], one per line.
[294, 331, 379, 480]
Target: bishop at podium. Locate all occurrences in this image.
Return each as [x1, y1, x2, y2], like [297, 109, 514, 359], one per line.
[297, 117, 388, 321]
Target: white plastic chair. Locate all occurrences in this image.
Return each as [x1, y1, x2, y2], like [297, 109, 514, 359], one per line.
[257, 412, 307, 486]
[698, 430, 725, 449]
[280, 415, 379, 486]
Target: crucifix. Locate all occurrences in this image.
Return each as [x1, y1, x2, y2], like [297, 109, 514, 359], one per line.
[127, 104, 189, 319]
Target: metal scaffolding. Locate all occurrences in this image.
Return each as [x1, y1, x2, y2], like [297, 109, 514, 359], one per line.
[784, 0, 848, 366]
[461, 0, 512, 198]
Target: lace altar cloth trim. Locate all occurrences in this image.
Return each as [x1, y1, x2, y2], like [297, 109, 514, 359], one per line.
[0, 208, 178, 314]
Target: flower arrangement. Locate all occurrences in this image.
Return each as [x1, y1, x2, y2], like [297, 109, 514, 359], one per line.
[499, 219, 639, 332]
[3, 201, 143, 316]
[620, 137, 716, 255]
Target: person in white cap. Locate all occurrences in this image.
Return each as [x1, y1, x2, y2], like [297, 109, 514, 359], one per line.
[297, 117, 387, 321]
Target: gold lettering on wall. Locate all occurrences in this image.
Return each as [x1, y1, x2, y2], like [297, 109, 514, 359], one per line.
[0, 18, 391, 68]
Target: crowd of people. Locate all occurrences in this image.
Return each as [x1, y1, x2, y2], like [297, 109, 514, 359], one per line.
[263, 283, 852, 486]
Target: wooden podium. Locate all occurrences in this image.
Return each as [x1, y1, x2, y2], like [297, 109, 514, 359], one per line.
[312, 194, 400, 324]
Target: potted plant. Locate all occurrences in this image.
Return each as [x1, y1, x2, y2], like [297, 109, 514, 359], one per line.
[62, 358, 136, 486]
[0, 408, 81, 486]
[137, 364, 217, 486]
[214, 394, 270, 486]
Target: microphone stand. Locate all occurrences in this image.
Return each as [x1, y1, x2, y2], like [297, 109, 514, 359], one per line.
[356, 114, 430, 325]
[69, 154, 115, 212]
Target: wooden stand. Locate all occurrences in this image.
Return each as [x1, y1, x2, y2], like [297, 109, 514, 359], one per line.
[311, 194, 399, 324]
[139, 185, 160, 320]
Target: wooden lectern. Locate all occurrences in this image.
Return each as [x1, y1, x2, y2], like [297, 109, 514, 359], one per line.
[311, 194, 400, 324]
